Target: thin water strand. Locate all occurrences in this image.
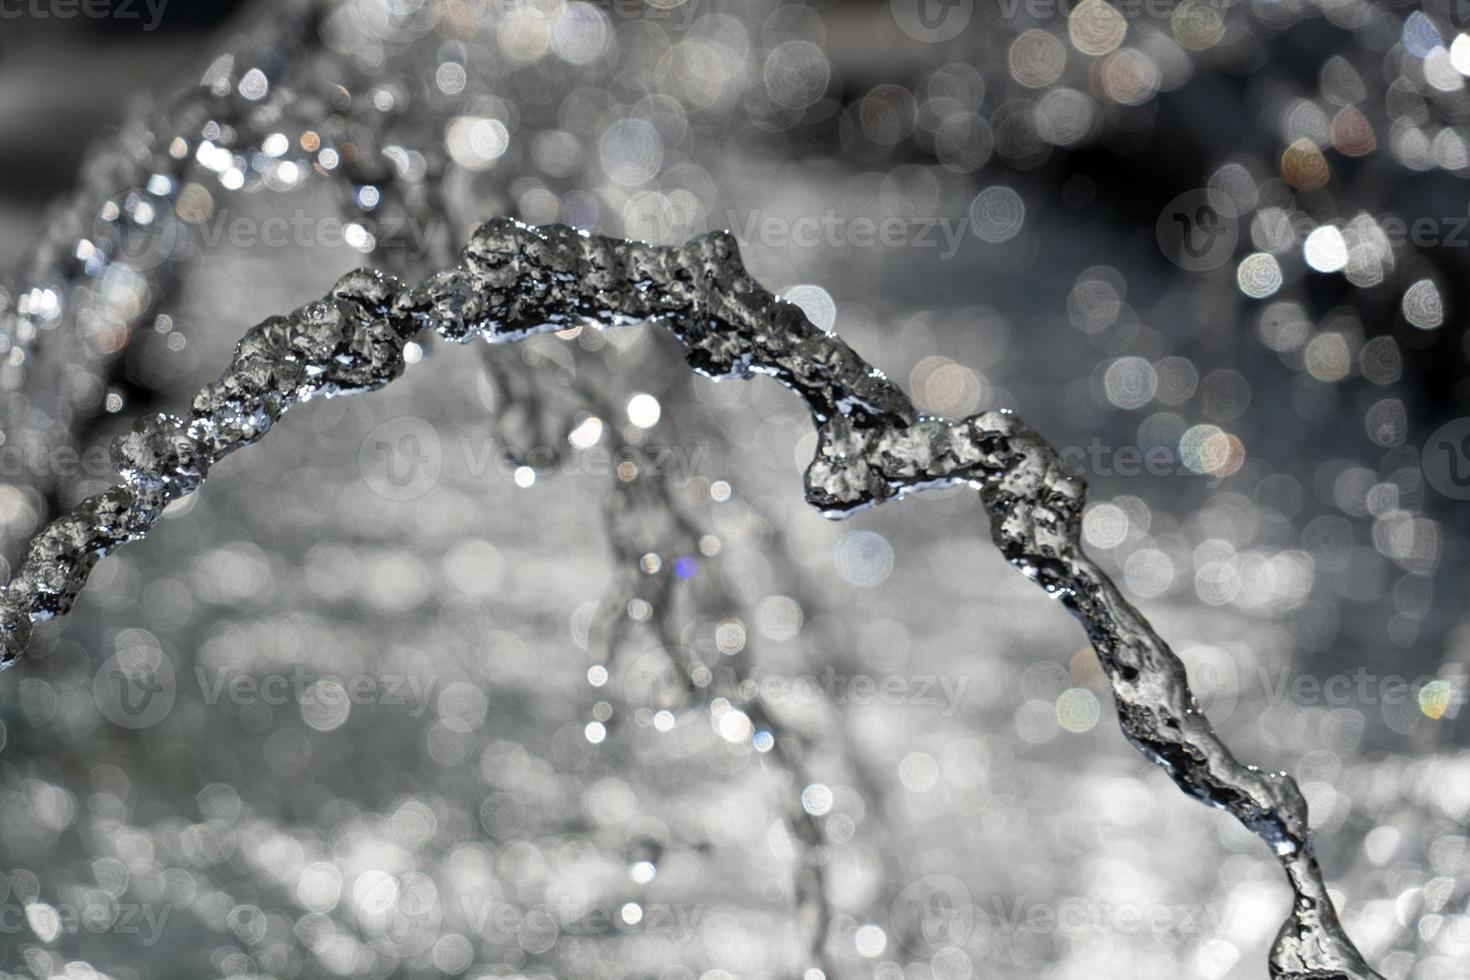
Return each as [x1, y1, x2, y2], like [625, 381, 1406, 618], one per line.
[0, 218, 1381, 979]
[577, 377, 839, 970]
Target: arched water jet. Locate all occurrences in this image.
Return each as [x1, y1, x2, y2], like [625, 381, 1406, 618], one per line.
[0, 217, 1383, 979]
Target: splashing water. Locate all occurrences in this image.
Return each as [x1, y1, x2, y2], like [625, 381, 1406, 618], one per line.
[0, 218, 1382, 979]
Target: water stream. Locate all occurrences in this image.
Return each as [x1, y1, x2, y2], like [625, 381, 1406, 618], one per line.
[0, 218, 1383, 979]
